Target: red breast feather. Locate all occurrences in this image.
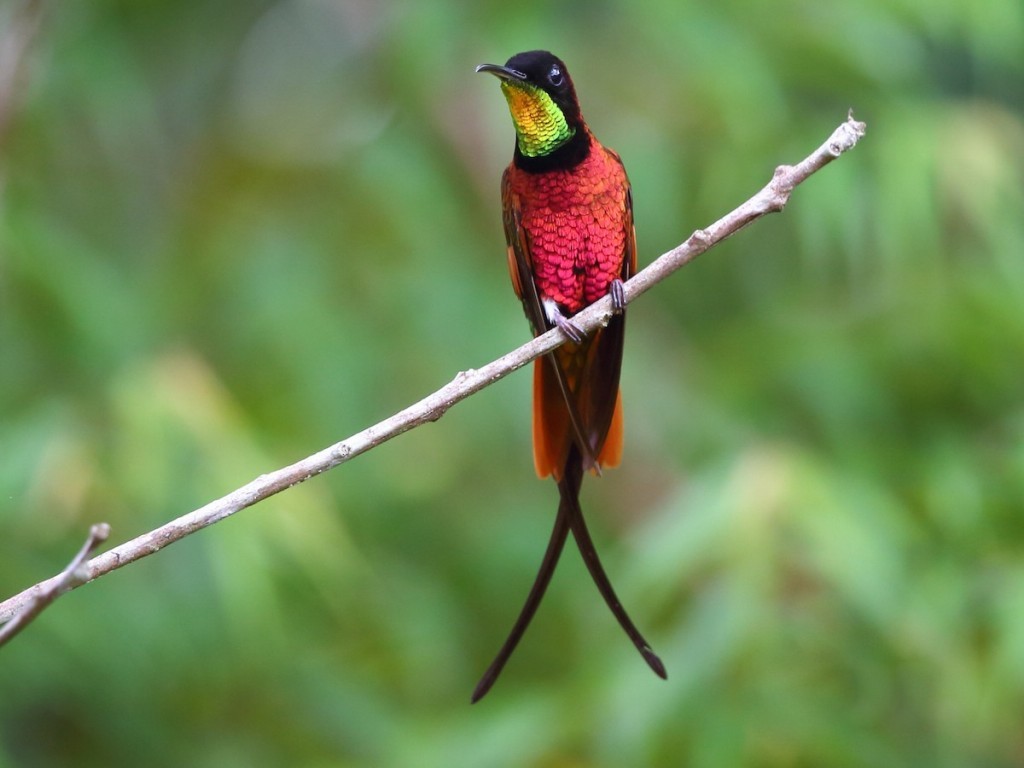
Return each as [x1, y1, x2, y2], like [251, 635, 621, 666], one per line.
[507, 142, 629, 315]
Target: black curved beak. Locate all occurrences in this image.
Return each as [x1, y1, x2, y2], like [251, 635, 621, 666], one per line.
[475, 63, 528, 82]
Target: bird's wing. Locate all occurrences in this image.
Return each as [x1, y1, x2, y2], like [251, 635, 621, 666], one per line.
[573, 153, 635, 471]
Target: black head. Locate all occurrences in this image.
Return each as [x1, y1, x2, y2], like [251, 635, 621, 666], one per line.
[476, 50, 584, 129]
[503, 50, 581, 126]
[476, 50, 589, 169]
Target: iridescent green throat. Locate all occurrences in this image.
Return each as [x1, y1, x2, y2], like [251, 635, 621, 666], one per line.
[500, 81, 576, 158]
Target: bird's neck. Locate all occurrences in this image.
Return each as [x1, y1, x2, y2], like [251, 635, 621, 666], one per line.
[512, 127, 592, 174]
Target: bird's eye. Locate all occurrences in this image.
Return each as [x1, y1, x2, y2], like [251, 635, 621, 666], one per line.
[548, 65, 564, 87]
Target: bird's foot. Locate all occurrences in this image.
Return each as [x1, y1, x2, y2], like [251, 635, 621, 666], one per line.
[609, 279, 626, 315]
[542, 297, 585, 344]
[553, 313, 585, 345]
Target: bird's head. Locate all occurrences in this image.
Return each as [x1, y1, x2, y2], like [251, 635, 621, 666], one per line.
[476, 50, 583, 159]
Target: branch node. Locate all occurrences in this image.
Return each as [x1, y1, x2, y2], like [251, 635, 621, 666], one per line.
[828, 112, 867, 156]
[0, 521, 111, 648]
[768, 166, 796, 208]
[689, 229, 712, 249]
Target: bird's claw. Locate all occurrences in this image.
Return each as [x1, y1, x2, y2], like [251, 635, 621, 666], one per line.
[609, 279, 626, 315]
[554, 314, 585, 345]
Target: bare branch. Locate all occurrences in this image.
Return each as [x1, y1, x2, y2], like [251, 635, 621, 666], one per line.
[0, 113, 867, 632]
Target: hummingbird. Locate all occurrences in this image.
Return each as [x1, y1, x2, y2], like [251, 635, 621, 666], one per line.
[473, 50, 666, 702]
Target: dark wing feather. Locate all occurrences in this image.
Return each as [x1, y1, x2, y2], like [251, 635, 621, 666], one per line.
[571, 151, 636, 469]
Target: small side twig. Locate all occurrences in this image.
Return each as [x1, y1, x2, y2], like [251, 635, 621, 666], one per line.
[0, 523, 110, 647]
[0, 0, 46, 162]
[0, 112, 866, 635]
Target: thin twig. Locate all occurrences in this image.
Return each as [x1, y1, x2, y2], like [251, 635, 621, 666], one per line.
[0, 113, 867, 632]
[0, 523, 110, 647]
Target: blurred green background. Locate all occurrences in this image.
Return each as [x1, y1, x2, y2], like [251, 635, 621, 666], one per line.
[1, 0, 1023, 765]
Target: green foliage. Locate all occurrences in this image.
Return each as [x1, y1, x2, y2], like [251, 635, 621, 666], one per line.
[1, 0, 1022, 765]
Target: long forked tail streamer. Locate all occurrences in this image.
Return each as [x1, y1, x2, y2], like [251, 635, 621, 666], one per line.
[471, 507, 571, 703]
[559, 445, 666, 679]
[472, 445, 665, 703]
